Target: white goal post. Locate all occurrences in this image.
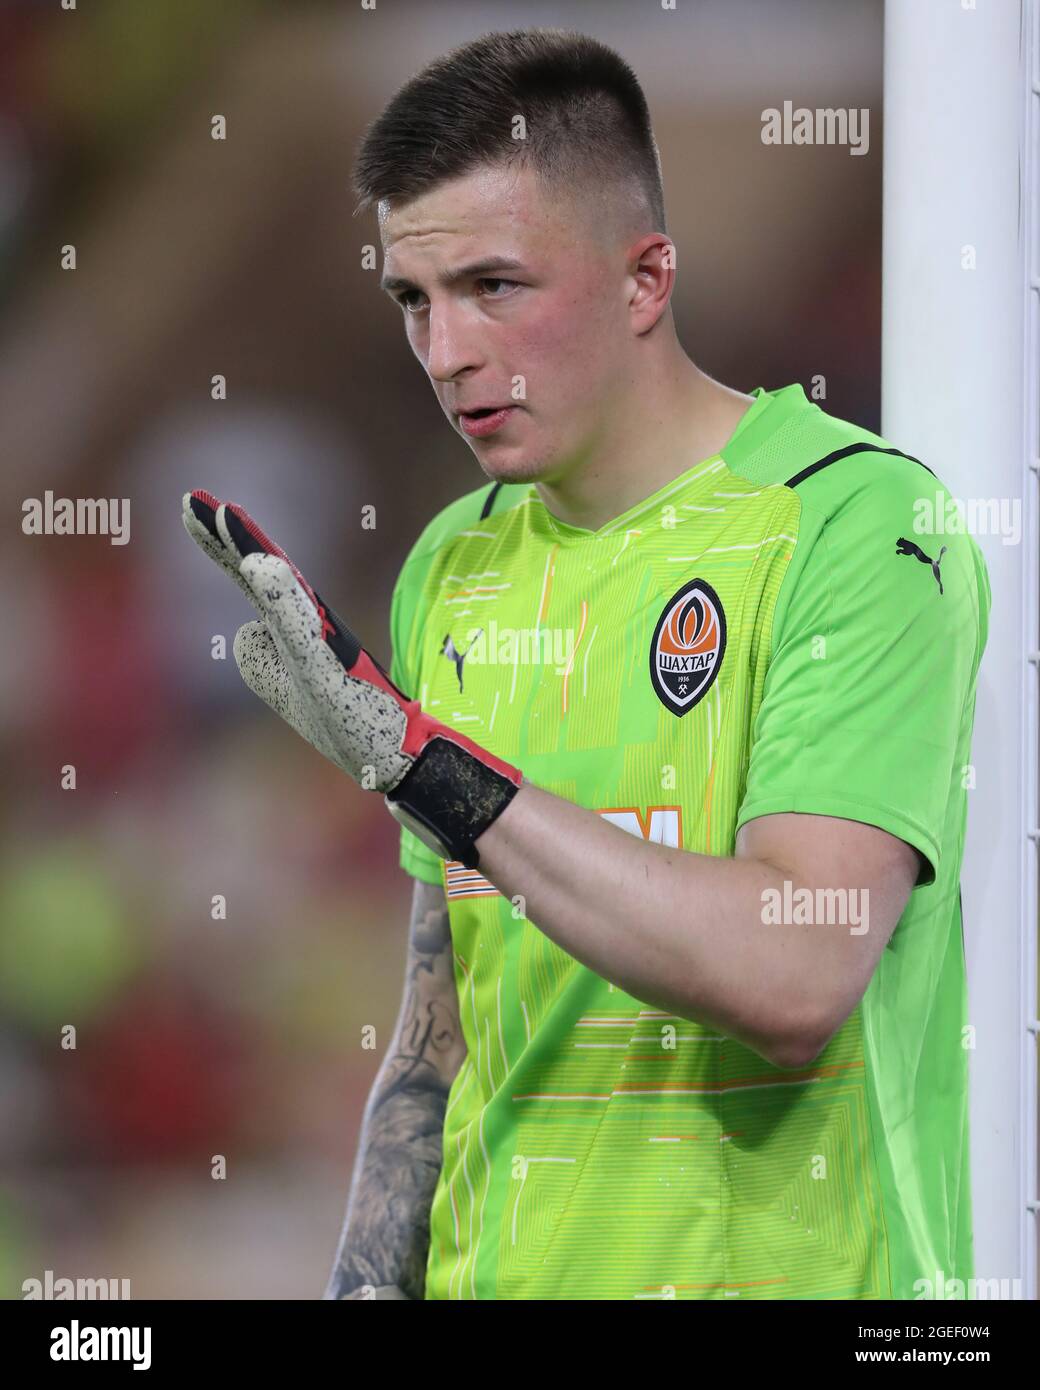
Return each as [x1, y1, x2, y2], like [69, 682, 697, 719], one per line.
[883, 0, 1039, 1299]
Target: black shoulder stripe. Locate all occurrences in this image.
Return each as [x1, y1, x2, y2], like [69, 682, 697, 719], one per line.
[785, 444, 935, 490]
[478, 481, 503, 519]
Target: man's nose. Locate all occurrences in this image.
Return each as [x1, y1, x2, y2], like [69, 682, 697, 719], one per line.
[426, 303, 482, 383]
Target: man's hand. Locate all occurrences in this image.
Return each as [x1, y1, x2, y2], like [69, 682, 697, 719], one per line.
[182, 489, 522, 869]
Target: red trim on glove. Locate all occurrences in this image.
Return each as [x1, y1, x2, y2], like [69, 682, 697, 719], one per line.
[350, 649, 523, 787]
[192, 490, 336, 642]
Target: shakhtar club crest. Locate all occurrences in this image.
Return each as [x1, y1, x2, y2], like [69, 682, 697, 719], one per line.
[649, 578, 727, 716]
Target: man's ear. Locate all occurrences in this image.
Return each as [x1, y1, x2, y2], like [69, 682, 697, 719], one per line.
[626, 232, 675, 335]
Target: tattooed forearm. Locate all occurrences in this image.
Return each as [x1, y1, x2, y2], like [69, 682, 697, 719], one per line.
[324, 878, 465, 1301]
[326, 1070, 448, 1300]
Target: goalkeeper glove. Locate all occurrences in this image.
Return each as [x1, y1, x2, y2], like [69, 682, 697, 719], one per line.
[182, 489, 522, 870]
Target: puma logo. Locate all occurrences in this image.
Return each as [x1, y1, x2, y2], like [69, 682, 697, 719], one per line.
[441, 629, 483, 692]
[895, 537, 947, 595]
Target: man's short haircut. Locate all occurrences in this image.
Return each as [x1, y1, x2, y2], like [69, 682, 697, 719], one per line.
[352, 28, 666, 237]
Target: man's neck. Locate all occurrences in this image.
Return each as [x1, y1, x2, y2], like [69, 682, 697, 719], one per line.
[533, 361, 755, 533]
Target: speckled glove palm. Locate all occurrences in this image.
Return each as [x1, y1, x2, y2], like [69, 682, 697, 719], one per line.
[182, 489, 522, 870]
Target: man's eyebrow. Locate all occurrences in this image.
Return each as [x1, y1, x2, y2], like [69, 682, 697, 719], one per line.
[380, 256, 527, 295]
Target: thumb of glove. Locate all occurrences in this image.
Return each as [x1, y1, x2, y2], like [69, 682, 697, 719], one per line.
[233, 619, 339, 764]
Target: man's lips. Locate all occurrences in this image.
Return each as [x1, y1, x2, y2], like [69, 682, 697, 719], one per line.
[455, 405, 517, 438]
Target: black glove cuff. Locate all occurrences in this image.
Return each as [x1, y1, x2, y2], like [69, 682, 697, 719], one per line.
[385, 736, 521, 870]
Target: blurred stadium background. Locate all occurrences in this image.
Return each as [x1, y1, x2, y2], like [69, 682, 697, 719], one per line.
[0, 0, 888, 1297]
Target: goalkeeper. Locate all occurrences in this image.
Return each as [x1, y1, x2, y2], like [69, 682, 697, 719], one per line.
[186, 29, 989, 1301]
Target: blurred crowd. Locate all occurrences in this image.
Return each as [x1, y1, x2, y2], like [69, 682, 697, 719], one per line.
[0, 0, 885, 1296]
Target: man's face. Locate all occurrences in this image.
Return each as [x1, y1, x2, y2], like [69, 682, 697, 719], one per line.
[379, 162, 632, 486]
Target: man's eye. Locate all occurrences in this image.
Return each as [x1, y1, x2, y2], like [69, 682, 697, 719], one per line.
[397, 290, 428, 313]
[396, 279, 518, 311]
[477, 278, 518, 298]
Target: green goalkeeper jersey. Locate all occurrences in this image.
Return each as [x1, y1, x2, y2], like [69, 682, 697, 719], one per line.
[389, 383, 989, 1300]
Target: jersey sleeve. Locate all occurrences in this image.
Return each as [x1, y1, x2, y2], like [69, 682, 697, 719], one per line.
[389, 556, 446, 887]
[735, 462, 989, 887]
